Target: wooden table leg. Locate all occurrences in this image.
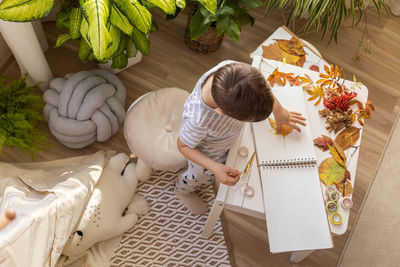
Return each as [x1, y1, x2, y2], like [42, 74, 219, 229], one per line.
[202, 199, 225, 238]
[290, 249, 315, 263]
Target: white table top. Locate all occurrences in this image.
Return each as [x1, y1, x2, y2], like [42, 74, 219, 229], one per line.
[216, 54, 368, 236]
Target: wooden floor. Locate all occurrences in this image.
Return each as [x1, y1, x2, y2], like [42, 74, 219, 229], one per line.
[2, 6, 400, 267]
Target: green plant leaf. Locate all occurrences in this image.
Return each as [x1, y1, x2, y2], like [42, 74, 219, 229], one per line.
[176, 0, 186, 9]
[78, 39, 92, 61]
[197, 0, 217, 14]
[113, 0, 152, 34]
[0, 0, 55, 22]
[103, 24, 122, 59]
[216, 5, 234, 16]
[150, 21, 158, 32]
[126, 39, 138, 57]
[110, 5, 134, 35]
[199, 6, 216, 24]
[216, 15, 229, 35]
[56, 10, 70, 31]
[69, 7, 83, 39]
[234, 13, 254, 26]
[80, 17, 90, 44]
[226, 20, 240, 41]
[55, 33, 72, 47]
[147, 0, 176, 15]
[80, 0, 112, 60]
[239, 0, 262, 11]
[112, 52, 128, 68]
[130, 28, 150, 55]
[189, 8, 211, 40]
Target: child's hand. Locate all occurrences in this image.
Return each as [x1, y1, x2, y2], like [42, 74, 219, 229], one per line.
[274, 107, 306, 133]
[212, 163, 241, 186]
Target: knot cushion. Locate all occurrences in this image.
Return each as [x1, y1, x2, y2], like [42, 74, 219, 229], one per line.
[43, 70, 126, 149]
[124, 88, 189, 171]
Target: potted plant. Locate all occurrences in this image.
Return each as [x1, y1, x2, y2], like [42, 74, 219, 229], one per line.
[0, 0, 183, 70]
[0, 75, 47, 158]
[185, 0, 262, 53]
[264, 0, 388, 58]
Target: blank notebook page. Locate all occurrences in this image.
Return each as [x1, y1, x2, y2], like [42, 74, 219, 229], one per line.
[252, 86, 316, 164]
[252, 85, 333, 253]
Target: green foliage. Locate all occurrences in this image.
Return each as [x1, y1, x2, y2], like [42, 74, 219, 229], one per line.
[188, 0, 261, 41]
[0, 0, 180, 69]
[0, 0, 55, 22]
[264, 0, 388, 43]
[0, 75, 47, 157]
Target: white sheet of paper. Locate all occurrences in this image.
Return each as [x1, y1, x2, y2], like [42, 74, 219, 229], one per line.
[251, 59, 333, 253]
[252, 86, 316, 165]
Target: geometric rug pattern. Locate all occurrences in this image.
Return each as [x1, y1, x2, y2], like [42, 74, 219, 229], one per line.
[110, 170, 231, 267]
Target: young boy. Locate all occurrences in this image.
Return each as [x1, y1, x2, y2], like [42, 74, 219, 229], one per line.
[175, 60, 306, 214]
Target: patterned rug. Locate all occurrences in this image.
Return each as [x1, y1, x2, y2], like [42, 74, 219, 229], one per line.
[110, 170, 231, 267]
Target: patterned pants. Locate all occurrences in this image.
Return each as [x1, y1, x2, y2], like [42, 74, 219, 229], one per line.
[174, 160, 214, 195]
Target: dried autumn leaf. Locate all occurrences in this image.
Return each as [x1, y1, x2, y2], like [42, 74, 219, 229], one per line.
[275, 38, 306, 56]
[327, 143, 346, 167]
[306, 85, 325, 106]
[344, 180, 353, 196]
[335, 126, 361, 150]
[332, 140, 347, 163]
[268, 118, 294, 137]
[319, 157, 346, 186]
[309, 65, 320, 72]
[336, 180, 353, 196]
[262, 43, 283, 62]
[313, 135, 333, 151]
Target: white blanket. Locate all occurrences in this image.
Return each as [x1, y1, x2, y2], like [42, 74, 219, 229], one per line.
[0, 151, 107, 267]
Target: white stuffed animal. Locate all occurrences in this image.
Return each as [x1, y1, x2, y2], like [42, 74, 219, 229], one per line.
[63, 153, 149, 256]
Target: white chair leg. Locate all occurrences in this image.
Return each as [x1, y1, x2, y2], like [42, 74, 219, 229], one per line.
[202, 199, 225, 238]
[136, 159, 152, 181]
[0, 21, 52, 90]
[290, 250, 315, 263]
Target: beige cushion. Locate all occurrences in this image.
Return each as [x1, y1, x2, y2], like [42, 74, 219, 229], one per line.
[124, 88, 189, 170]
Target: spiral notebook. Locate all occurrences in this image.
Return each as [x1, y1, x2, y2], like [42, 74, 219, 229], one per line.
[251, 81, 333, 253]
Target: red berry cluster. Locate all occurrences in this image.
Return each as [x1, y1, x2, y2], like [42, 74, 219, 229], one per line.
[323, 92, 357, 111]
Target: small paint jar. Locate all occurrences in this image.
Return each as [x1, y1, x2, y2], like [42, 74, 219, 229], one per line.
[340, 197, 353, 209]
[329, 190, 340, 202]
[237, 147, 249, 158]
[326, 200, 338, 213]
[325, 185, 337, 197]
[330, 212, 343, 225]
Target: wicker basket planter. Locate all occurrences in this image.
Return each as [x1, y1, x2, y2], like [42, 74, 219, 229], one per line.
[184, 6, 224, 53]
[184, 27, 224, 53]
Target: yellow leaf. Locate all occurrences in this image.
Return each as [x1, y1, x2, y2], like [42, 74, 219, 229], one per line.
[332, 140, 347, 162]
[306, 89, 315, 95]
[300, 76, 310, 83]
[335, 126, 360, 150]
[308, 96, 317, 101]
[268, 118, 294, 137]
[324, 65, 330, 74]
[328, 143, 346, 167]
[353, 74, 357, 83]
[319, 157, 346, 186]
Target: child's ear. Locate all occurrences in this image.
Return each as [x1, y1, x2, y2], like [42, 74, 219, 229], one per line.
[215, 108, 225, 116]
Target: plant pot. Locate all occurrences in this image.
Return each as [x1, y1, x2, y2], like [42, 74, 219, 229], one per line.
[184, 7, 224, 54]
[98, 52, 143, 74]
[184, 27, 224, 53]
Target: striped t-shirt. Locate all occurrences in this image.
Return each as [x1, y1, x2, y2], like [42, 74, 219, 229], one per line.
[179, 60, 244, 163]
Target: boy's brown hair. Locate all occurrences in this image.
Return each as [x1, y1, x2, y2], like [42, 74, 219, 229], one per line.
[211, 62, 274, 122]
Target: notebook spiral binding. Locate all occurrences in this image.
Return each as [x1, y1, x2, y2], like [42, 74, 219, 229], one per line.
[261, 157, 317, 169]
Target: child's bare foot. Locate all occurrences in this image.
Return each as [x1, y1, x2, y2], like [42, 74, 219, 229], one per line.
[175, 190, 208, 215]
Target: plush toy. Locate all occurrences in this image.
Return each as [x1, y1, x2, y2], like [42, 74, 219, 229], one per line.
[43, 70, 126, 149]
[62, 153, 149, 256]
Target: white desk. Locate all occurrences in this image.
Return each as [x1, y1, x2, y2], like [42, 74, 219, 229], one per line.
[202, 27, 368, 262]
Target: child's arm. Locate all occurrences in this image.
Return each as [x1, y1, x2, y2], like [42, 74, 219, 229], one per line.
[272, 94, 306, 133]
[177, 137, 241, 186]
